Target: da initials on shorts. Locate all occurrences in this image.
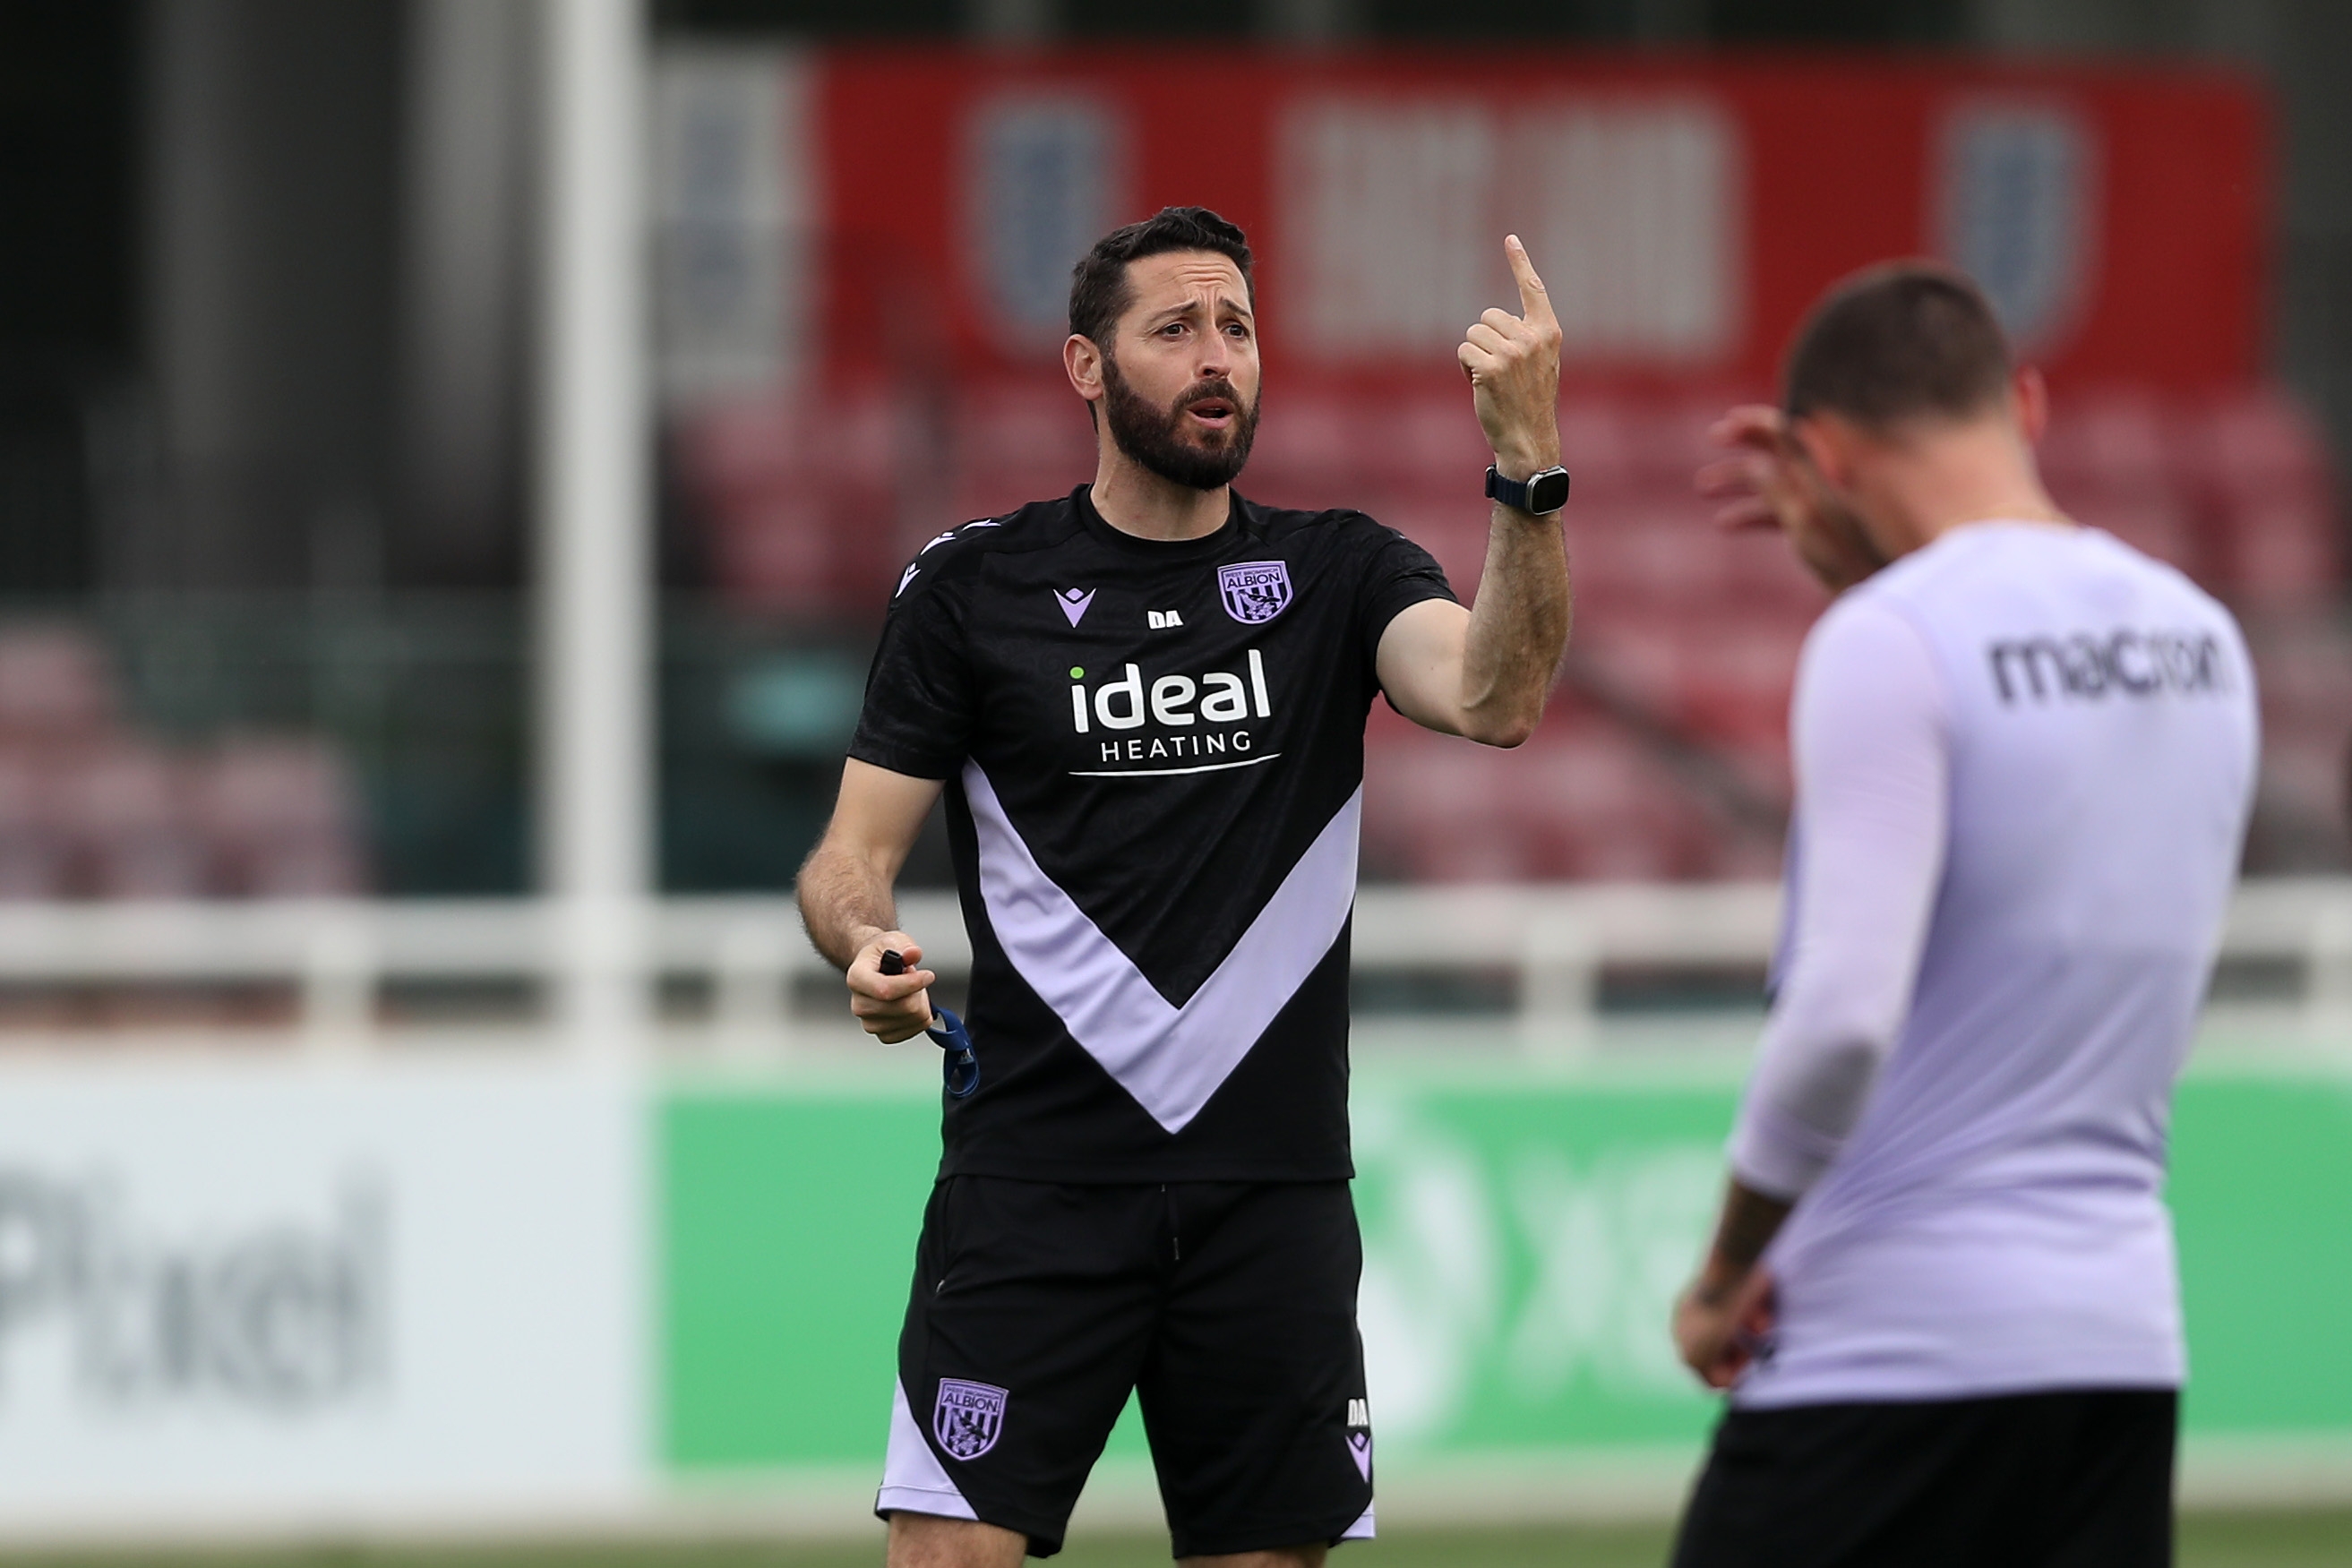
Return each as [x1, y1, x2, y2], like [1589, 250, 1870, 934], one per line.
[1344, 1399, 1374, 1481]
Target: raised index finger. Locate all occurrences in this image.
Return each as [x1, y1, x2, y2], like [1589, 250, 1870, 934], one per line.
[1505, 235, 1554, 326]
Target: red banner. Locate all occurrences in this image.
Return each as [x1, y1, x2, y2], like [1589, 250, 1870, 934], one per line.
[815, 48, 2268, 394]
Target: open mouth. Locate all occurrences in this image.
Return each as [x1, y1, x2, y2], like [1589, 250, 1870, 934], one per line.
[1185, 398, 1234, 426]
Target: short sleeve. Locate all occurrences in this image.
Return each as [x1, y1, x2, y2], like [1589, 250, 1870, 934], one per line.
[846, 571, 976, 781]
[1352, 519, 1459, 669]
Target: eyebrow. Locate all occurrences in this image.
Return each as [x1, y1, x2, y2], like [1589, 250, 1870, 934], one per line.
[1143, 295, 1254, 328]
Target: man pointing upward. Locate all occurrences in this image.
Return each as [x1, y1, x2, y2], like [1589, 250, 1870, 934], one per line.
[799, 207, 1571, 1566]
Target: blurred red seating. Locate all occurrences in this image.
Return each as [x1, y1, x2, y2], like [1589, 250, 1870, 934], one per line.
[195, 735, 367, 897]
[682, 386, 899, 493]
[2185, 387, 2331, 495]
[1372, 493, 1489, 590]
[0, 624, 116, 746]
[1574, 612, 1800, 745]
[1623, 394, 1738, 489]
[59, 743, 208, 900]
[2180, 389, 2342, 609]
[2070, 494, 2203, 578]
[1374, 391, 1493, 488]
[2039, 387, 2176, 501]
[2211, 486, 2343, 608]
[1244, 390, 1364, 501]
[1567, 500, 1737, 606]
[679, 387, 914, 615]
[954, 381, 1094, 503]
[0, 626, 373, 901]
[681, 376, 2348, 879]
[0, 757, 67, 899]
[1364, 716, 1721, 882]
[1505, 732, 1714, 881]
[1554, 398, 1637, 493]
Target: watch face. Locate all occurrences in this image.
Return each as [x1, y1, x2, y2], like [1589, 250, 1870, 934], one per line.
[1530, 469, 1573, 513]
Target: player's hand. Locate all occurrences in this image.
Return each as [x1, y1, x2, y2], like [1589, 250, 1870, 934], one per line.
[1673, 1264, 1777, 1390]
[1696, 405, 1802, 528]
[1458, 236, 1563, 484]
[846, 932, 936, 1045]
[1696, 405, 1880, 592]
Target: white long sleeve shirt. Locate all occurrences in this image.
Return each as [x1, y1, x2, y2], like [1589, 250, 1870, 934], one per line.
[1729, 522, 2259, 1409]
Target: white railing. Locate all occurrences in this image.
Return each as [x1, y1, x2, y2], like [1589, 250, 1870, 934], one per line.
[0, 879, 2343, 1053]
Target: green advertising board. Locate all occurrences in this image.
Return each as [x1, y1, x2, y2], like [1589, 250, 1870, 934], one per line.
[659, 1054, 2352, 1486]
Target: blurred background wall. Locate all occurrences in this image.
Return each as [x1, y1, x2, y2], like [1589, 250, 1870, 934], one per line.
[0, 0, 2345, 910]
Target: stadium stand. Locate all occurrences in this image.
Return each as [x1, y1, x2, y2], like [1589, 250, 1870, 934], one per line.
[675, 381, 2352, 880]
[0, 625, 368, 900]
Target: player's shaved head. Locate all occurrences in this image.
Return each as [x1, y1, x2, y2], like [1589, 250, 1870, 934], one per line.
[1069, 206, 1254, 349]
[1784, 263, 2013, 431]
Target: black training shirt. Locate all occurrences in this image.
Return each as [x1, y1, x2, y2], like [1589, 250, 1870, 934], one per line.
[850, 484, 1455, 1182]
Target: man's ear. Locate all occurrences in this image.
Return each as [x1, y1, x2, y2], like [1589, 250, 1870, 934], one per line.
[2013, 366, 2048, 448]
[1788, 413, 1850, 492]
[1065, 334, 1104, 408]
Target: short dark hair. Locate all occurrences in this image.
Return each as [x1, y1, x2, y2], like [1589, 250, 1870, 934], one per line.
[1783, 262, 2013, 429]
[1068, 206, 1254, 348]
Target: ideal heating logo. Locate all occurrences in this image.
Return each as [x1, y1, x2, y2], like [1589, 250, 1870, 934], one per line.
[0, 1169, 387, 1411]
[1068, 650, 1275, 771]
[1987, 629, 2228, 706]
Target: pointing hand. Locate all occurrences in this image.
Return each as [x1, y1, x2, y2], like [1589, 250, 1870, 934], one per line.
[1458, 236, 1564, 484]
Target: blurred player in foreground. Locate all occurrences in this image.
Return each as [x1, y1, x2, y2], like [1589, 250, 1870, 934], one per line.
[798, 206, 1570, 1567]
[1668, 264, 2259, 1566]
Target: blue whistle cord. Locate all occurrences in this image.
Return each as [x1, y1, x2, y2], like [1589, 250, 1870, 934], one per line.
[926, 1008, 979, 1100]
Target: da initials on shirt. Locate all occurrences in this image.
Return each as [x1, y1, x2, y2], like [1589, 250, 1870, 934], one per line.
[1147, 609, 1185, 630]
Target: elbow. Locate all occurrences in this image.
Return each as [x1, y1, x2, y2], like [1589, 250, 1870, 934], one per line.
[1460, 703, 1541, 749]
[1475, 718, 1536, 750]
[1770, 1029, 1892, 1139]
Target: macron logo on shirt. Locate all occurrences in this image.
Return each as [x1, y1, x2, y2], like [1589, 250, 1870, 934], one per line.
[1987, 629, 2229, 706]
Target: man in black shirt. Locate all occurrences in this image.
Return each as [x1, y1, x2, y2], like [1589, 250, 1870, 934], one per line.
[798, 206, 1569, 1567]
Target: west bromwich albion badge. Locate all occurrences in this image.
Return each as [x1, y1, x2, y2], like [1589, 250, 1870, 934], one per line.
[1218, 561, 1292, 624]
[933, 1377, 1009, 1460]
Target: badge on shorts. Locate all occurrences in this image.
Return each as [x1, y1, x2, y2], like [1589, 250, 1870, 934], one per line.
[933, 1377, 1009, 1461]
[1345, 1396, 1373, 1480]
[1218, 561, 1292, 624]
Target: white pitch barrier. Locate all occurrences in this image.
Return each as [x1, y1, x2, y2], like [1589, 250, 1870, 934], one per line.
[0, 1057, 646, 1539]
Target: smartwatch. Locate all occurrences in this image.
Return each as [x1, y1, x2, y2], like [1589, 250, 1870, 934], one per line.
[1485, 464, 1573, 516]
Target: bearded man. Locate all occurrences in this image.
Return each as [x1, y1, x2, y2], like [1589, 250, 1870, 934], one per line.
[798, 205, 1572, 1568]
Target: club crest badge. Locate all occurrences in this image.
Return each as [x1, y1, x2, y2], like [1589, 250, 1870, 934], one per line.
[1218, 561, 1292, 624]
[933, 1378, 1009, 1461]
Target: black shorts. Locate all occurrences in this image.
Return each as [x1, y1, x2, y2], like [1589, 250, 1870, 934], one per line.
[878, 1177, 1375, 1559]
[1672, 1387, 2177, 1568]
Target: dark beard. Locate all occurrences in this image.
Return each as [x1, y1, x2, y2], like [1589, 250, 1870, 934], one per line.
[1100, 356, 1259, 492]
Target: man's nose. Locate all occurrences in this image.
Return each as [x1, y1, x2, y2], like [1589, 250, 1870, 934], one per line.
[1194, 328, 1229, 379]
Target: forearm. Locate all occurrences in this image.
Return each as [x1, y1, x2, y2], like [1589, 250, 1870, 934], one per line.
[1446, 233, 1567, 747]
[1693, 1178, 1794, 1301]
[1456, 505, 1571, 746]
[795, 842, 901, 972]
[1730, 1028, 1891, 1199]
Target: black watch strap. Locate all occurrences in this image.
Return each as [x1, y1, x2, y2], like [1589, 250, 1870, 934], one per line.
[1485, 464, 1572, 516]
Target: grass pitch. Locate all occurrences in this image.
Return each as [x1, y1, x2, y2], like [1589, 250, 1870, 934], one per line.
[1, 1512, 2348, 1568]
